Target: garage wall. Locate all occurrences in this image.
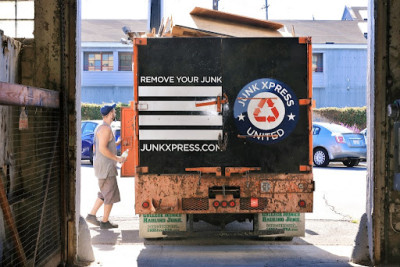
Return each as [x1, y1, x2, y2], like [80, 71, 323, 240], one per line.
[370, 0, 400, 264]
[0, 29, 21, 267]
[0, 0, 78, 266]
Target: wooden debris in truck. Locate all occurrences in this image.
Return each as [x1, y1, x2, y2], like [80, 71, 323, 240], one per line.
[172, 7, 285, 37]
[147, 7, 288, 38]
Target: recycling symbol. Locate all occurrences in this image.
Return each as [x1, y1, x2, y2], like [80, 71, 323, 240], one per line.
[233, 78, 299, 145]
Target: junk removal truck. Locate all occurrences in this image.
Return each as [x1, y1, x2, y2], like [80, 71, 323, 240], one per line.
[121, 36, 314, 239]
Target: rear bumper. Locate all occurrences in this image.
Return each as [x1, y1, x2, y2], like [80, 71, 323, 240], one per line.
[135, 173, 314, 214]
[328, 146, 367, 160]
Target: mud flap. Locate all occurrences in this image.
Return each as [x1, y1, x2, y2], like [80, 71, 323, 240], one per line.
[258, 213, 305, 237]
[139, 214, 187, 238]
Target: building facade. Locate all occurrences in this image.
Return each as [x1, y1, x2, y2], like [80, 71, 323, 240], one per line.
[81, 20, 146, 104]
[81, 42, 135, 104]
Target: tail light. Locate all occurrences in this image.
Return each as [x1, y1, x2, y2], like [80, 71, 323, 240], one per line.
[213, 201, 220, 208]
[250, 197, 259, 208]
[335, 134, 345, 143]
[298, 200, 306, 207]
[142, 201, 150, 208]
[229, 200, 236, 207]
[221, 201, 228, 208]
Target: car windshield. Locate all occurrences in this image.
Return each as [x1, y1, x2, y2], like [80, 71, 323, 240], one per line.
[82, 122, 98, 135]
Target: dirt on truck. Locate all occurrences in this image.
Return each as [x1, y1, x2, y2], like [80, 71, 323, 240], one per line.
[121, 36, 314, 239]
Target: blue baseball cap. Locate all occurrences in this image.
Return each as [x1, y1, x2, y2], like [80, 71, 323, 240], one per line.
[100, 103, 116, 116]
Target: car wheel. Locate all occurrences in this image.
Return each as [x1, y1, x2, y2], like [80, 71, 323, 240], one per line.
[89, 147, 93, 165]
[342, 159, 360, 167]
[313, 148, 329, 167]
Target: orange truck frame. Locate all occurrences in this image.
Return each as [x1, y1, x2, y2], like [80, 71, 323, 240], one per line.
[122, 37, 314, 238]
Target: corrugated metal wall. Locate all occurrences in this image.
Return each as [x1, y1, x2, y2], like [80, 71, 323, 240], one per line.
[313, 48, 367, 108]
[81, 86, 133, 104]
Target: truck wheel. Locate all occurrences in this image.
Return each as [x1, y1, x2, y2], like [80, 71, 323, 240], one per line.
[275, 236, 294, 241]
[313, 148, 329, 167]
[258, 236, 276, 241]
[342, 159, 360, 167]
[144, 237, 164, 241]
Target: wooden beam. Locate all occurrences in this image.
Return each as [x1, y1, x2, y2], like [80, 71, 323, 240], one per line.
[0, 82, 59, 108]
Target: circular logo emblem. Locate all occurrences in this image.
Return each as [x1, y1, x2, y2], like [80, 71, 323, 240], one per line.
[233, 78, 299, 144]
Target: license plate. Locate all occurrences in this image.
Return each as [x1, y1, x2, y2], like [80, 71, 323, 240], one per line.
[353, 139, 360, 145]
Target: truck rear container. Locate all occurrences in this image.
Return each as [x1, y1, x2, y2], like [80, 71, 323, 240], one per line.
[122, 37, 314, 238]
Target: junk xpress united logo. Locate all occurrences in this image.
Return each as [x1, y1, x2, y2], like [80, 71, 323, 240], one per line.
[233, 78, 299, 144]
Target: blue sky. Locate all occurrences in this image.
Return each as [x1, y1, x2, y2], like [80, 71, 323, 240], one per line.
[82, 0, 368, 20]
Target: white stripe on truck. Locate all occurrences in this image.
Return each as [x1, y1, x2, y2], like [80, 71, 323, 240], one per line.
[139, 86, 222, 97]
[139, 130, 222, 140]
[139, 115, 222, 126]
[138, 101, 220, 112]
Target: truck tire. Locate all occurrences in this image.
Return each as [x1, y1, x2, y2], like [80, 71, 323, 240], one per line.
[313, 148, 329, 167]
[276, 236, 294, 241]
[258, 236, 294, 241]
[257, 236, 277, 241]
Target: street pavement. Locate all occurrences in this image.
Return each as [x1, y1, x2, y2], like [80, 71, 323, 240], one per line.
[79, 161, 368, 267]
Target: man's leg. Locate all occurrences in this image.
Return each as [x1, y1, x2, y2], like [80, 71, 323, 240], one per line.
[99, 176, 119, 229]
[100, 203, 118, 229]
[102, 203, 113, 222]
[86, 197, 104, 226]
[90, 197, 104, 216]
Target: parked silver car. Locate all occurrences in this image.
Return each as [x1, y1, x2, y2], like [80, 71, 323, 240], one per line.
[312, 122, 366, 167]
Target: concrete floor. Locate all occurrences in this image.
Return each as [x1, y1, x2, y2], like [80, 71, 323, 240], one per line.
[85, 218, 364, 267]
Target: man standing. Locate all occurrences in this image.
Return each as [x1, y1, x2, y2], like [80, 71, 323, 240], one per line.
[86, 103, 126, 229]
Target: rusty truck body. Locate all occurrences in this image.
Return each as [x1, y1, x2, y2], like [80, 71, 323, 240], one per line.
[121, 37, 314, 238]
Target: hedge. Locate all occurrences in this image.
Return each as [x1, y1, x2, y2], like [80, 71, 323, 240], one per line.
[81, 103, 129, 121]
[313, 107, 366, 132]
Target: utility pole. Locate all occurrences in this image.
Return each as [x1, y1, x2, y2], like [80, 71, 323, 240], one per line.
[265, 0, 269, 20]
[213, 0, 219, 10]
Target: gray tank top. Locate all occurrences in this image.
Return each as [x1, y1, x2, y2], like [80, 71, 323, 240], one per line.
[93, 122, 118, 179]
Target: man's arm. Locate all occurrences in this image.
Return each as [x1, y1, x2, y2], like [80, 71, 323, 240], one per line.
[97, 125, 125, 163]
